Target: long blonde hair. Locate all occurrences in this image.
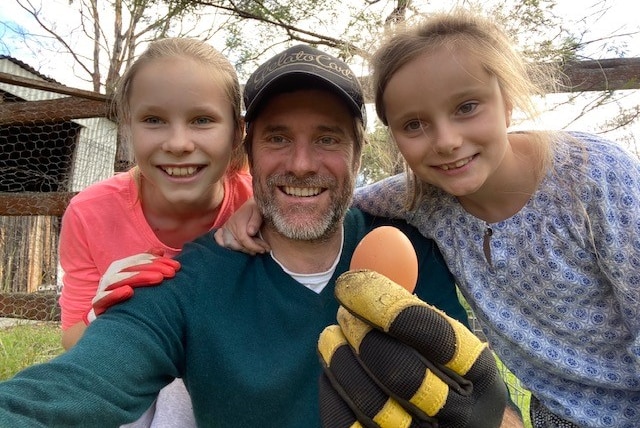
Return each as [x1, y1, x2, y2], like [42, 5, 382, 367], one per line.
[371, 9, 559, 208]
[112, 37, 247, 174]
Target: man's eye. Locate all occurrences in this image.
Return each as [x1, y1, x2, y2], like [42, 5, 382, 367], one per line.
[268, 135, 287, 144]
[318, 136, 338, 145]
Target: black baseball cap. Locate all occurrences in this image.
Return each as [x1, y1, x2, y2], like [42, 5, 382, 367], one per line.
[243, 44, 366, 125]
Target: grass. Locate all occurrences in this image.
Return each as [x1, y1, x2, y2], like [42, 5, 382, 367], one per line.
[0, 321, 64, 381]
[496, 355, 533, 427]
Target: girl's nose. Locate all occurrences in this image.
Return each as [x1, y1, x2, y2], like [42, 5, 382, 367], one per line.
[162, 126, 195, 155]
[432, 122, 462, 155]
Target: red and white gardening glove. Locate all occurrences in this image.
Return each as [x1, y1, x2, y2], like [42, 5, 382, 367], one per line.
[83, 249, 180, 324]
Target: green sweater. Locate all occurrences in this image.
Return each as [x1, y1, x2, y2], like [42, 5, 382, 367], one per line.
[0, 209, 467, 427]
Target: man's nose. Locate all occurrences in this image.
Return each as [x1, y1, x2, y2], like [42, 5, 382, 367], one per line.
[287, 142, 318, 173]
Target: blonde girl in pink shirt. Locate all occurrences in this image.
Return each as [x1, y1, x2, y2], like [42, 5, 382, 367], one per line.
[58, 38, 252, 427]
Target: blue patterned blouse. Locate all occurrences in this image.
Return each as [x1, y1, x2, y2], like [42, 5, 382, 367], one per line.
[353, 132, 640, 428]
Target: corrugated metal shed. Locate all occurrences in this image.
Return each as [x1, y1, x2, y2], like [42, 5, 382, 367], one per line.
[0, 55, 117, 191]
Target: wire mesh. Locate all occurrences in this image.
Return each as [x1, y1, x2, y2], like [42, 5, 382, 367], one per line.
[0, 57, 121, 321]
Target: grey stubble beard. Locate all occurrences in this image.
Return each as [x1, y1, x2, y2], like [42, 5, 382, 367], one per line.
[254, 173, 355, 242]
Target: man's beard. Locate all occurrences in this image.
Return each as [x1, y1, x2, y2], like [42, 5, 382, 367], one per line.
[254, 172, 354, 242]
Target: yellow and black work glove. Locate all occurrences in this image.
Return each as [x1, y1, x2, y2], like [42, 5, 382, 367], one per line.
[318, 270, 507, 428]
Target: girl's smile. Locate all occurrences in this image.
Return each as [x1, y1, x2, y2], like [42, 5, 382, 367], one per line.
[435, 155, 476, 171]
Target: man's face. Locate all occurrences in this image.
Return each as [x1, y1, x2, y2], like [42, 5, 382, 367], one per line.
[249, 89, 360, 241]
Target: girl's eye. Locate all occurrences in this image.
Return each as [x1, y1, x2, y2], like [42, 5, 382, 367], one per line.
[404, 120, 424, 132]
[143, 116, 163, 124]
[458, 102, 477, 115]
[194, 117, 213, 125]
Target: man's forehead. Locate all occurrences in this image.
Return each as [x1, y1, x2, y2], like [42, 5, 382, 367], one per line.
[258, 122, 349, 136]
[254, 93, 351, 131]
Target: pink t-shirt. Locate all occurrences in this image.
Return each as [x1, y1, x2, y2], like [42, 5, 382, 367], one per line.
[58, 169, 253, 329]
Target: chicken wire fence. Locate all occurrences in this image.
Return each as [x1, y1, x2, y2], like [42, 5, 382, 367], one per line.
[1, 57, 119, 321]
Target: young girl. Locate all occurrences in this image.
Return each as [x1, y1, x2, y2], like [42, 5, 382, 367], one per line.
[58, 38, 252, 427]
[353, 9, 640, 428]
[217, 9, 639, 428]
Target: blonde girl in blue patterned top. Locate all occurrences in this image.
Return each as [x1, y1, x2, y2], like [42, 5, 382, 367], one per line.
[352, 8, 640, 428]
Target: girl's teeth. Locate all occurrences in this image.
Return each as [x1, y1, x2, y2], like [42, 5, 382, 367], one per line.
[164, 166, 198, 177]
[440, 157, 471, 171]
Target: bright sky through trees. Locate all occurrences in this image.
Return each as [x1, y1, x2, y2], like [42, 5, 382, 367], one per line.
[1, 0, 639, 146]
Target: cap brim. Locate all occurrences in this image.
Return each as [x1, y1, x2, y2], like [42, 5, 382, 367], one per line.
[244, 71, 363, 123]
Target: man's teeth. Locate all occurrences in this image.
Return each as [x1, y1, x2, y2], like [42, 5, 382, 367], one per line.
[440, 157, 472, 171]
[164, 166, 198, 177]
[283, 186, 322, 197]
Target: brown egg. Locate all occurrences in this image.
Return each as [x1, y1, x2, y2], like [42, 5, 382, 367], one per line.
[350, 226, 418, 292]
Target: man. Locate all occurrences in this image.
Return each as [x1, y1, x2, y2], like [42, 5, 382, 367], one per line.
[0, 45, 507, 427]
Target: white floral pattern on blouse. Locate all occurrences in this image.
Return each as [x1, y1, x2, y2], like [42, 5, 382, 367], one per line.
[353, 132, 640, 428]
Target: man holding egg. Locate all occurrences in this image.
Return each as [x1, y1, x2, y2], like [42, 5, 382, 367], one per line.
[0, 45, 510, 427]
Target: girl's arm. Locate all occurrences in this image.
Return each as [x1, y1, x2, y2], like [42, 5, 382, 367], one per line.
[58, 205, 104, 347]
[214, 197, 270, 254]
[353, 173, 409, 219]
[586, 140, 640, 355]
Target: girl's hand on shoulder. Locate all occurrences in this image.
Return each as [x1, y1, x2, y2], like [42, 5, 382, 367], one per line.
[84, 249, 181, 324]
[214, 198, 270, 255]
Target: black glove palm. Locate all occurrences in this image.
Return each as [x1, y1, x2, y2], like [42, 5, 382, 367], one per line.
[318, 270, 507, 428]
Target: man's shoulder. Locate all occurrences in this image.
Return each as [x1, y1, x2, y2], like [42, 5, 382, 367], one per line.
[179, 231, 249, 258]
[174, 231, 260, 278]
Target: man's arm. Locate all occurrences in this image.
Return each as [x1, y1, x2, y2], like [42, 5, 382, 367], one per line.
[0, 291, 182, 426]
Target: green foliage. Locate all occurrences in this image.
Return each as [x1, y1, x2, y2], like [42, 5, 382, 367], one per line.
[0, 322, 63, 381]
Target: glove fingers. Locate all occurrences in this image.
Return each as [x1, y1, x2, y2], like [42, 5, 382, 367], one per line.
[337, 307, 469, 421]
[120, 257, 180, 275]
[319, 373, 363, 428]
[92, 286, 134, 316]
[104, 271, 167, 290]
[335, 270, 485, 378]
[318, 325, 426, 428]
[335, 272, 509, 428]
